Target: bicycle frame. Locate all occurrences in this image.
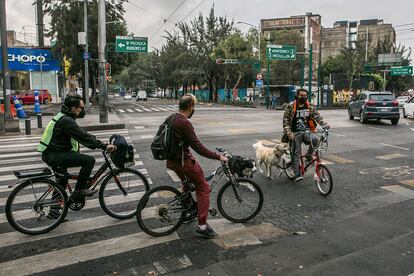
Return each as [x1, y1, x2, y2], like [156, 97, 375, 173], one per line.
[54, 151, 128, 195]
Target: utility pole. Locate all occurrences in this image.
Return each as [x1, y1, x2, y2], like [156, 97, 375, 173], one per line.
[308, 27, 313, 102]
[83, 0, 89, 110]
[365, 27, 369, 63]
[98, 0, 107, 123]
[317, 27, 322, 107]
[0, 0, 12, 128]
[36, 0, 44, 47]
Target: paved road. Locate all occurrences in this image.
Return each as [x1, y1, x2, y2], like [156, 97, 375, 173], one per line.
[0, 99, 413, 275]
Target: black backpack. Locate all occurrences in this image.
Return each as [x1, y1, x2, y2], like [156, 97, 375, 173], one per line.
[109, 134, 134, 168]
[151, 114, 182, 160]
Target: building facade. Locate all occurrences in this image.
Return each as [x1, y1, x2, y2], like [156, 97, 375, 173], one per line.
[321, 19, 396, 63]
[260, 13, 321, 86]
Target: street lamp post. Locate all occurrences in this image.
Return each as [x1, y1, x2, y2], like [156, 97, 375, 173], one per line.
[98, 0, 107, 123]
[83, 0, 90, 110]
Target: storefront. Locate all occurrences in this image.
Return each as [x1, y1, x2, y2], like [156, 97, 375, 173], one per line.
[0, 47, 61, 103]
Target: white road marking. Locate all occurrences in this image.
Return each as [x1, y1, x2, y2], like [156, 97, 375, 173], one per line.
[368, 127, 387, 131]
[380, 143, 410, 151]
[134, 108, 143, 112]
[0, 231, 179, 276]
[126, 109, 134, 113]
[158, 108, 169, 112]
[167, 170, 181, 182]
[411, 128, 414, 132]
[118, 109, 126, 113]
[381, 185, 414, 198]
[329, 131, 346, 137]
[140, 135, 154, 139]
[134, 126, 146, 130]
[150, 108, 162, 112]
[141, 108, 152, 112]
[375, 153, 409, 160]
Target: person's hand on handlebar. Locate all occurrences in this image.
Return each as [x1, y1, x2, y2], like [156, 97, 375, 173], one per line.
[220, 155, 228, 163]
[106, 144, 117, 153]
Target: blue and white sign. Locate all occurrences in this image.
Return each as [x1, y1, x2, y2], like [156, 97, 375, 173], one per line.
[83, 52, 90, 60]
[0, 47, 60, 72]
[256, 79, 263, 88]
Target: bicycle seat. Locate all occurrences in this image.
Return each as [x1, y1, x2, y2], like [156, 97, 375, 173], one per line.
[14, 168, 53, 179]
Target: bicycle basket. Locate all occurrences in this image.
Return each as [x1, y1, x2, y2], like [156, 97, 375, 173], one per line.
[109, 134, 135, 168]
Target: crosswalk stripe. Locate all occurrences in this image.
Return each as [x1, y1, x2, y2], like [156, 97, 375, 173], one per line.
[150, 108, 161, 111]
[158, 108, 169, 111]
[166, 107, 176, 111]
[118, 109, 126, 113]
[0, 191, 146, 224]
[381, 185, 414, 198]
[167, 170, 181, 182]
[375, 153, 409, 160]
[0, 230, 179, 276]
[126, 109, 134, 113]
[259, 139, 276, 146]
[399, 179, 414, 188]
[141, 108, 152, 112]
[134, 108, 143, 112]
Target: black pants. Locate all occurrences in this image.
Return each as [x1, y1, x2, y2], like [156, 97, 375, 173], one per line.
[42, 151, 96, 190]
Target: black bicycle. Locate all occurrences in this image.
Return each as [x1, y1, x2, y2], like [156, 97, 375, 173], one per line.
[6, 150, 150, 235]
[136, 148, 264, 237]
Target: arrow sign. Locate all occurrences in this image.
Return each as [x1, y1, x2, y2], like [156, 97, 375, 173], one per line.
[116, 36, 148, 53]
[118, 43, 125, 48]
[267, 45, 296, 61]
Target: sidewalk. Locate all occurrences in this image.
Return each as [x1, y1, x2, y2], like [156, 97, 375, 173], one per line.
[11, 104, 124, 136]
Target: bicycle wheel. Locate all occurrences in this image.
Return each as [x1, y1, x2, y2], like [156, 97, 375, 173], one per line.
[136, 185, 185, 237]
[99, 168, 150, 219]
[5, 179, 68, 235]
[315, 164, 333, 196]
[282, 157, 296, 180]
[217, 178, 263, 223]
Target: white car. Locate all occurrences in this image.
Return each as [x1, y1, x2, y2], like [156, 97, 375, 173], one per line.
[397, 96, 409, 107]
[124, 94, 132, 100]
[136, 90, 147, 101]
[114, 93, 119, 98]
[402, 97, 414, 118]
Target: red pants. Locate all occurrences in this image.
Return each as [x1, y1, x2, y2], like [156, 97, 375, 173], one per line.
[167, 157, 210, 225]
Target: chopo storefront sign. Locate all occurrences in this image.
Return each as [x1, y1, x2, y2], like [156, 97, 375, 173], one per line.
[0, 48, 60, 72]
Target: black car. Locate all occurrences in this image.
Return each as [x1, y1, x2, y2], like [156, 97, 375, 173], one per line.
[348, 91, 400, 125]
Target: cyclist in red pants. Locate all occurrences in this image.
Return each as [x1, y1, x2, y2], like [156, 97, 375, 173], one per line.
[166, 93, 228, 238]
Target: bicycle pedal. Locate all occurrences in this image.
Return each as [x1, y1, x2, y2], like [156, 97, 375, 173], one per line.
[209, 208, 218, 217]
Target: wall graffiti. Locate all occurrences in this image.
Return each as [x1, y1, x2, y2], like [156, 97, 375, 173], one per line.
[332, 89, 362, 104]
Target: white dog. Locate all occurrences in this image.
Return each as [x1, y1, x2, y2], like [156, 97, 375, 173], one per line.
[252, 141, 289, 179]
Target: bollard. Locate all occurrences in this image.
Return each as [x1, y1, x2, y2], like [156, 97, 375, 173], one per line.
[37, 114, 42, 128]
[25, 117, 31, 135]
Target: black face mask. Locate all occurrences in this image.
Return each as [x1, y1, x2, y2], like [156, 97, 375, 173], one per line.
[188, 109, 195, 119]
[297, 97, 307, 104]
[78, 107, 86, 118]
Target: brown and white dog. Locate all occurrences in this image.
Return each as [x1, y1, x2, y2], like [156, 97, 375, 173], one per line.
[252, 141, 289, 179]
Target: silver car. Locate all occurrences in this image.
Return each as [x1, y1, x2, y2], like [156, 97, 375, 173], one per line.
[348, 91, 400, 125]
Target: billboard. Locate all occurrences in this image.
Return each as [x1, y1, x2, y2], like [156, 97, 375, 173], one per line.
[0, 47, 60, 72]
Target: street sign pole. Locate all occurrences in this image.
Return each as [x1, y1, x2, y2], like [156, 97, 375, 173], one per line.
[308, 27, 313, 102]
[0, 0, 12, 125]
[98, 0, 107, 123]
[300, 55, 304, 88]
[84, 0, 90, 110]
[266, 56, 270, 109]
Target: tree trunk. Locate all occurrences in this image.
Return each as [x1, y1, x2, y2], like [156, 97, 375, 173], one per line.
[208, 76, 214, 102]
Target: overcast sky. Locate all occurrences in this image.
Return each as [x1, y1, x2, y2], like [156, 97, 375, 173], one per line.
[5, 0, 414, 61]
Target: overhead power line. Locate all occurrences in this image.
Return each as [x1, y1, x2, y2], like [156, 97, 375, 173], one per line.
[149, 0, 187, 42]
[125, 0, 169, 23]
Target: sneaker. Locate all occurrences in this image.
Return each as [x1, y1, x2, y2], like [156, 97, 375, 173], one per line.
[195, 224, 218, 238]
[294, 175, 304, 182]
[71, 189, 98, 200]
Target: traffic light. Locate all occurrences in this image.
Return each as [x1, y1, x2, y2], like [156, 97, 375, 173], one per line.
[105, 63, 111, 76]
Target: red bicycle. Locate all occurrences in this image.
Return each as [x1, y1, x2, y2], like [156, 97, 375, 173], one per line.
[281, 128, 333, 196]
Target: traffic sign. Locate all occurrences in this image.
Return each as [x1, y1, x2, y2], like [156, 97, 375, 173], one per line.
[256, 80, 263, 87]
[116, 36, 148, 53]
[83, 52, 90, 60]
[266, 45, 296, 60]
[256, 74, 262, 80]
[390, 66, 413, 76]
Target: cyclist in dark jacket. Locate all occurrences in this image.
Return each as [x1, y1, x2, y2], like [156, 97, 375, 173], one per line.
[39, 95, 116, 199]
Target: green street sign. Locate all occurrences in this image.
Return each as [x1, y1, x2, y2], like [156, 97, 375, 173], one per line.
[266, 45, 296, 60]
[116, 36, 148, 53]
[391, 66, 413, 76]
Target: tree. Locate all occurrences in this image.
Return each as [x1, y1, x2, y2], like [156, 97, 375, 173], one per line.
[43, 0, 131, 94]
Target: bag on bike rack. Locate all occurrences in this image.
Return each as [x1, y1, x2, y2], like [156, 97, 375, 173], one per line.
[109, 134, 135, 168]
[151, 114, 182, 161]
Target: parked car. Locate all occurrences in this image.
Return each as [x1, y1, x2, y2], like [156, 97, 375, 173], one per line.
[396, 95, 410, 107]
[402, 97, 414, 118]
[348, 91, 400, 125]
[114, 93, 120, 98]
[136, 90, 147, 101]
[124, 94, 132, 100]
[15, 89, 51, 105]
